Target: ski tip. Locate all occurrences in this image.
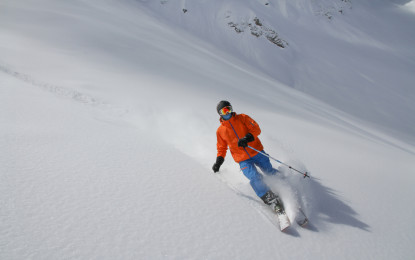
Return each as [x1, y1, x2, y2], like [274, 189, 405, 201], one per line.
[277, 213, 291, 232]
[297, 218, 309, 227]
[279, 221, 291, 232]
[281, 225, 291, 232]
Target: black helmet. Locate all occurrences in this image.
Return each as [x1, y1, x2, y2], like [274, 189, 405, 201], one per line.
[216, 100, 232, 115]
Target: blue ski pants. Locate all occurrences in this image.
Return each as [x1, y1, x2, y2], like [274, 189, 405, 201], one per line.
[239, 150, 278, 198]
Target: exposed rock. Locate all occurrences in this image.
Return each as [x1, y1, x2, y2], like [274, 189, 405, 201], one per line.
[312, 0, 352, 20]
[227, 17, 288, 48]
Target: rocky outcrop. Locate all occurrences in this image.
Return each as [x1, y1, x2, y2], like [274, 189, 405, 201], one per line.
[227, 17, 288, 48]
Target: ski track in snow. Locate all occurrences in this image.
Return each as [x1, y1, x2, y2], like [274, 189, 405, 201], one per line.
[0, 63, 129, 118]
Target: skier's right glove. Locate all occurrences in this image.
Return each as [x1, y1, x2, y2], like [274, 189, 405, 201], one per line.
[212, 156, 224, 173]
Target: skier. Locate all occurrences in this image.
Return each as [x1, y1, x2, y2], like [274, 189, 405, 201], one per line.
[212, 100, 285, 214]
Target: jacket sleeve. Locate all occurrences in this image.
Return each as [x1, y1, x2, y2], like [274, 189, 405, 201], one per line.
[243, 114, 261, 138]
[216, 129, 228, 158]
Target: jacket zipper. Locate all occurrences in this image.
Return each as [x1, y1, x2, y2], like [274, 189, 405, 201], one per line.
[228, 120, 252, 159]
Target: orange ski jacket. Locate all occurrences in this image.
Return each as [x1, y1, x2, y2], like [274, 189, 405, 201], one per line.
[216, 113, 264, 163]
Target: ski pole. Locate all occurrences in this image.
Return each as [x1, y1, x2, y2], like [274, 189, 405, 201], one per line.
[247, 146, 310, 179]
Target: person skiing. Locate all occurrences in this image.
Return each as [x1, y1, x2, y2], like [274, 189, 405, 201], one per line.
[212, 100, 285, 214]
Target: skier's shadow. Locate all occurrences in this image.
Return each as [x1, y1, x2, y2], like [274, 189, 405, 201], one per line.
[263, 166, 371, 233]
[301, 177, 371, 232]
[224, 169, 370, 234]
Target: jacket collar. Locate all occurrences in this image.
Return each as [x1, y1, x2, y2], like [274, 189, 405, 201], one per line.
[219, 112, 237, 125]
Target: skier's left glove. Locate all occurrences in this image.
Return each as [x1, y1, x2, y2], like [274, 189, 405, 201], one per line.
[238, 133, 255, 148]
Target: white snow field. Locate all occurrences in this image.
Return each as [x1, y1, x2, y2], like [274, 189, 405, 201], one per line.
[1, 0, 415, 259]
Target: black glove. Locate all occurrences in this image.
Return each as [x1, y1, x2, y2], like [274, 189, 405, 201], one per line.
[212, 156, 224, 173]
[238, 133, 255, 148]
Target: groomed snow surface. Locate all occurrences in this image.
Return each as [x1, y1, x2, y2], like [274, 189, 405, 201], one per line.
[1, 0, 415, 259]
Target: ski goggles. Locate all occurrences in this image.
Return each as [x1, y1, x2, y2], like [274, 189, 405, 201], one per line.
[219, 106, 233, 116]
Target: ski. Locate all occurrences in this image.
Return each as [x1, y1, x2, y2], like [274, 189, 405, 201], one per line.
[270, 196, 291, 231]
[277, 211, 291, 231]
[274, 205, 308, 230]
[296, 207, 308, 227]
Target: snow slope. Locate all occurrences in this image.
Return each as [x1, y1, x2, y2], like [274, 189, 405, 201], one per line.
[1, 0, 415, 259]
[140, 0, 415, 146]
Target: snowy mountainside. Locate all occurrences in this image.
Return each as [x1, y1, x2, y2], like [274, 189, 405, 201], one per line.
[1, 0, 415, 259]
[139, 0, 415, 146]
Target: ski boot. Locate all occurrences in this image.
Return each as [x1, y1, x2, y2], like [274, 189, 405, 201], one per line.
[261, 190, 285, 215]
[261, 190, 291, 231]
